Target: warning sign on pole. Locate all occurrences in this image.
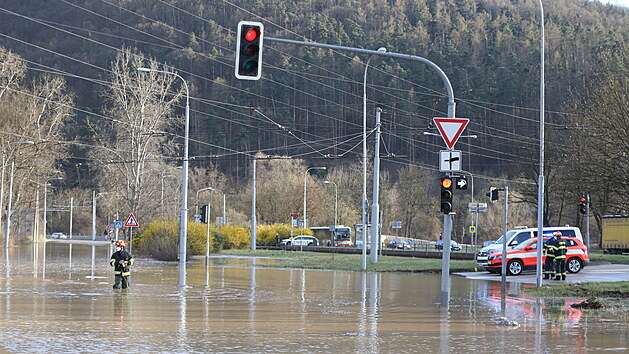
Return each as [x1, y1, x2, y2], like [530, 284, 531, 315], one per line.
[124, 213, 139, 227]
[433, 117, 470, 149]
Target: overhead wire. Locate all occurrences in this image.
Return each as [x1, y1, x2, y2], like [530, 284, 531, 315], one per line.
[0, 1, 561, 166]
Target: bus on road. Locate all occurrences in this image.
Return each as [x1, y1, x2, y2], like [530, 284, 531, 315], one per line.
[310, 225, 352, 246]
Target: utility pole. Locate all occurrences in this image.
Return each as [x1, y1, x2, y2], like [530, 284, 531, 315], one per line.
[370, 107, 382, 263]
[501, 186, 509, 294]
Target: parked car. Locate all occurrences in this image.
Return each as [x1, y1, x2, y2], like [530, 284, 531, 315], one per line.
[51, 232, 67, 239]
[435, 239, 461, 251]
[482, 240, 495, 248]
[386, 239, 411, 250]
[486, 236, 589, 275]
[286, 235, 319, 246]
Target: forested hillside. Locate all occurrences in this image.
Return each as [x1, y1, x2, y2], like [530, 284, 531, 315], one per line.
[0, 0, 626, 242]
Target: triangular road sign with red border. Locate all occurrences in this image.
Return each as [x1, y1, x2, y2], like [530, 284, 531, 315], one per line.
[124, 213, 139, 227]
[433, 117, 470, 149]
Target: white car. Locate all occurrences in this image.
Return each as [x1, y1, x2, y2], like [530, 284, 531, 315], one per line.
[285, 235, 319, 246]
[51, 232, 67, 239]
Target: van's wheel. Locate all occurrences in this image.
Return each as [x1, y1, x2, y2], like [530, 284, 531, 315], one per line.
[507, 260, 523, 276]
[567, 257, 583, 273]
[286, 241, 291, 246]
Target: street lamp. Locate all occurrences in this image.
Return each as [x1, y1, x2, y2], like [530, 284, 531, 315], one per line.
[362, 48, 386, 270]
[206, 187, 226, 225]
[323, 181, 338, 226]
[138, 67, 190, 273]
[1, 140, 34, 241]
[43, 177, 63, 239]
[196, 187, 214, 215]
[303, 166, 326, 231]
[536, 0, 546, 289]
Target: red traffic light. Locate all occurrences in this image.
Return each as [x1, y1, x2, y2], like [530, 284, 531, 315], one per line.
[244, 28, 259, 41]
[440, 178, 452, 188]
[235, 21, 264, 80]
[579, 197, 586, 203]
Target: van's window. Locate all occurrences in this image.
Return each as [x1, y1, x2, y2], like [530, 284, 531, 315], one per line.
[495, 230, 518, 245]
[532, 229, 577, 238]
[510, 231, 532, 246]
[515, 240, 536, 250]
[560, 230, 576, 238]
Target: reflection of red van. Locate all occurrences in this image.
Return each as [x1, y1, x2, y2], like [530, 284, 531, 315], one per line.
[487, 237, 589, 276]
[484, 283, 584, 329]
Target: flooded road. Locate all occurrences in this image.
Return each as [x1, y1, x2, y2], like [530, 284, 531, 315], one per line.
[1, 242, 627, 352]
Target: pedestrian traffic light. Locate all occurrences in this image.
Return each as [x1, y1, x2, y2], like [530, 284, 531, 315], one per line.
[235, 21, 264, 80]
[200, 205, 208, 224]
[486, 187, 499, 203]
[440, 177, 453, 214]
[579, 196, 587, 215]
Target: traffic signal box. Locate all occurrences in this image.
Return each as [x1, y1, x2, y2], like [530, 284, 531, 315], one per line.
[486, 187, 499, 203]
[579, 196, 587, 215]
[235, 21, 264, 80]
[200, 205, 208, 224]
[440, 177, 453, 214]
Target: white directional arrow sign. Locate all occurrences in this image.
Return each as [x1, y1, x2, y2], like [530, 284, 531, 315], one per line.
[433, 117, 470, 149]
[456, 177, 468, 190]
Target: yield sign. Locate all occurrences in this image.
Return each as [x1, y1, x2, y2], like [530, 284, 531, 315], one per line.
[124, 213, 139, 227]
[433, 117, 470, 149]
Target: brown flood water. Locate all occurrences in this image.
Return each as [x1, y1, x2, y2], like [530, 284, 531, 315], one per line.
[1, 242, 627, 352]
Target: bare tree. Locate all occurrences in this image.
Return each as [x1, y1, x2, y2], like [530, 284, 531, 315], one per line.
[91, 48, 183, 221]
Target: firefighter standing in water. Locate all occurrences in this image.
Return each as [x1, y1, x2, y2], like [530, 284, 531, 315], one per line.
[554, 231, 568, 280]
[543, 233, 557, 280]
[110, 240, 134, 289]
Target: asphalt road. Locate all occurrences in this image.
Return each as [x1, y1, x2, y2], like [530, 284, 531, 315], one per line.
[456, 263, 629, 284]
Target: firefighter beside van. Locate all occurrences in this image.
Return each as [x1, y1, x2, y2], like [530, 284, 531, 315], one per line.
[554, 231, 568, 280]
[543, 235, 557, 280]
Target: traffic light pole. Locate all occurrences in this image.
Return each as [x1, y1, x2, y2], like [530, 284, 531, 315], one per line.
[251, 158, 257, 251]
[206, 202, 211, 266]
[263, 35, 457, 308]
[441, 213, 453, 307]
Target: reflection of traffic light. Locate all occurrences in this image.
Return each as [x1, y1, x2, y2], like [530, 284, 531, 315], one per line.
[440, 177, 453, 213]
[235, 21, 264, 80]
[579, 196, 587, 215]
[200, 205, 208, 224]
[486, 187, 499, 203]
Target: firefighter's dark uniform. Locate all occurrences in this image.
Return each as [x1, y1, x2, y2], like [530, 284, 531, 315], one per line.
[554, 236, 568, 280]
[110, 249, 134, 289]
[543, 238, 557, 280]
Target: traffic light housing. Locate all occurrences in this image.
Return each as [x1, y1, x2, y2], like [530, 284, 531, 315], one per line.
[579, 196, 587, 215]
[440, 177, 453, 214]
[235, 21, 264, 80]
[486, 187, 499, 203]
[200, 205, 208, 224]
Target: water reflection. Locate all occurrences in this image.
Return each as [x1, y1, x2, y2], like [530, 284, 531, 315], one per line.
[0, 243, 626, 352]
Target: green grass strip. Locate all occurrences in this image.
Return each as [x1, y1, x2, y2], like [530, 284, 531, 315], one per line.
[220, 249, 476, 272]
